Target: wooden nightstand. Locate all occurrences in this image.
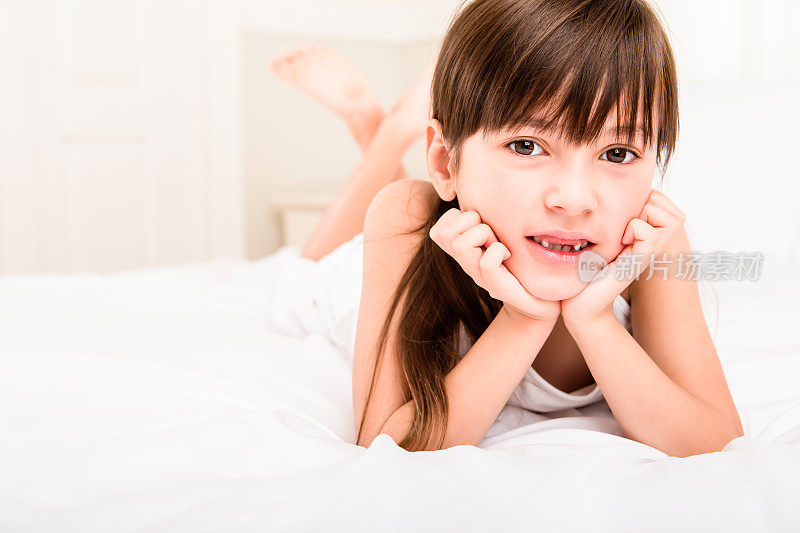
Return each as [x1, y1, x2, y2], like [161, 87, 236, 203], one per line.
[269, 191, 337, 249]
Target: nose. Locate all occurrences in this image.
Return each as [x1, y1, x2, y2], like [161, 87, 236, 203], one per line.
[543, 162, 597, 216]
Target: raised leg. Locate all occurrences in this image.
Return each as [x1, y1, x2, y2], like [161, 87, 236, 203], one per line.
[270, 47, 433, 261]
[270, 45, 405, 166]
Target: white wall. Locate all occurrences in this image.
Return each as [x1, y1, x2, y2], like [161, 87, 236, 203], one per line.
[653, 0, 800, 261]
[1, 0, 798, 275]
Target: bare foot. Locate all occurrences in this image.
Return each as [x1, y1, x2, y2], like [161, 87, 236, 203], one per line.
[270, 45, 382, 129]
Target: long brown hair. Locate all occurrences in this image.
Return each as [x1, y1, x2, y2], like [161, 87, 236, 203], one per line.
[357, 0, 680, 451]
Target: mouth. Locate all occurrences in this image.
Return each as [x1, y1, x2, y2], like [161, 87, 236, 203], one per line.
[526, 235, 597, 255]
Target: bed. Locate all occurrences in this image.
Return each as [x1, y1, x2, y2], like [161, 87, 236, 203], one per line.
[1, 231, 799, 532]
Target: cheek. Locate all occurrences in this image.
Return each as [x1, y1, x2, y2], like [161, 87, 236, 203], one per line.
[457, 190, 511, 246]
[601, 184, 652, 255]
[625, 183, 653, 222]
[462, 182, 521, 243]
[454, 161, 508, 220]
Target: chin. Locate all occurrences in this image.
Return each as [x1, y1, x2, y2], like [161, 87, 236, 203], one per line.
[515, 271, 587, 302]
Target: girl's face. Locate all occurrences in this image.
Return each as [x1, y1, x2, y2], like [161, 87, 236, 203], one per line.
[453, 112, 657, 301]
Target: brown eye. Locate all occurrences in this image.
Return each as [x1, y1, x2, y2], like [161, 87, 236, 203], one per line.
[508, 140, 542, 156]
[601, 147, 638, 164]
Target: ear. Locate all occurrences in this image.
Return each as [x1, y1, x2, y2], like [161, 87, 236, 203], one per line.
[426, 118, 457, 201]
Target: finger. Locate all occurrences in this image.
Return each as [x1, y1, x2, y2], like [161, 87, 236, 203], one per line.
[486, 271, 543, 313]
[649, 191, 687, 224]
[452, 222, 493, 248]
[480, 246, 542, 310]
[626, 217, 658, 256]
[479, 242, 511, 299]
[648, 190, 686, 222]
[584, 250, 640, 305]
[479, 241, 510, 272]
[432, 209, 481, 251]
[431, 208, 468, 237]
[637, 202, 681, 232]
[621, 216, 654, 244]
[621, 219, 635, 245]
[640, 203, 686, 253]
[587, 221, 656, 302]
[444, 209, 482, 240]
[429, 208, 461, 241]
[452, 223, 494, 274]
[479, 226, 500, 251]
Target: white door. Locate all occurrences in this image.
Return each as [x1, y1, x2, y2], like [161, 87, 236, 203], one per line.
[0, 0, 242, 275]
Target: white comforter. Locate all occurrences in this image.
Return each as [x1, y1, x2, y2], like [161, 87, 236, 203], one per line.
[1, 242, 799, 532]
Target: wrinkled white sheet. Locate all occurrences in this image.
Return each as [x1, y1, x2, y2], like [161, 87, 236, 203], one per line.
[1, 237, 799, 532]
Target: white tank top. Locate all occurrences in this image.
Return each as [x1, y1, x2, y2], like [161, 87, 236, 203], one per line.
[457, 294, 632, 413]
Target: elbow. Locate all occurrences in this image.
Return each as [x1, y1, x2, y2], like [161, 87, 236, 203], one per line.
[356, 415, 402, 449]
[730, 416, 745, 440]
[718, 420, 745, 450]
[357, 407, 478, 452]
[354, 415, 386, 448]
[674, 420, 744, 458]
[710, 426, 743, 455]
[729, 423, 745, 441]
[356, 403, 411, 448]
[719, 405, 745, 440]
[357, 429, 475, 453]
[356, 424, 388, 449]
[715, 410, 745, 451]
[686, 407, 745, 457]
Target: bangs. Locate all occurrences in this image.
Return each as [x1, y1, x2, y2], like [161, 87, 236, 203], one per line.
[433, 0, 678, 169]
[485, 67, 654, 151]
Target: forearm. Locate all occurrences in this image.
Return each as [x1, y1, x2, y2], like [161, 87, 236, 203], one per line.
[565, 312, 740, 458]
[301, 114, 415, 261]
[379, 308, 557, 450]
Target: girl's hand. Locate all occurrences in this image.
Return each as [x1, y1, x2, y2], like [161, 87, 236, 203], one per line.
[560, 189, 687, 326]
[429, 208, 561, 323]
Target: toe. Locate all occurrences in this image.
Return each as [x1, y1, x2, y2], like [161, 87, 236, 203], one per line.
[270, 56, 284, 70]
[292, 46, 310, 59]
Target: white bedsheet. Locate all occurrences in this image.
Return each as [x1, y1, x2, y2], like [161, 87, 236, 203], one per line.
[0, 244, 798, 532]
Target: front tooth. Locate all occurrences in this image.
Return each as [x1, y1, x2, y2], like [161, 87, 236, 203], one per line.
[542, 239, 550, 247]
[573, 244, 581, 251]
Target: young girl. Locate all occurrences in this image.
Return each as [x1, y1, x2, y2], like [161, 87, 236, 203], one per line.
[272, 0, 742, 456]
